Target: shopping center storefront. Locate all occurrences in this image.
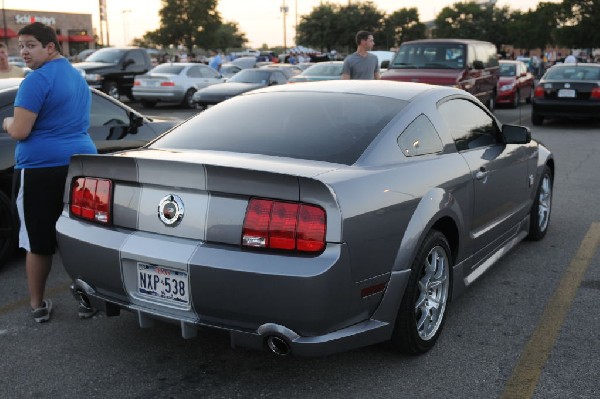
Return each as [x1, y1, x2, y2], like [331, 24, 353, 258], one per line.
[1, 9, 94, 57]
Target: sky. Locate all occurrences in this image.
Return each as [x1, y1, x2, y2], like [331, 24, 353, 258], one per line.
[3, 0, 560, 49]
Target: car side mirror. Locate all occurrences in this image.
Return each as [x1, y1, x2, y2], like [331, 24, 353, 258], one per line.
[502, 124, 531, 144]
[472, 60, 485, 70]
[381, 60, 390, 69]
[128, 112, 143, 134]
[269, 81, 279, 86]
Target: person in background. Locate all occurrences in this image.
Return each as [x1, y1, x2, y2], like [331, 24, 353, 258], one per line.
[564, 51, 577, 64]
[0, 42, 25, 78]
[2, 22, 97, 323]
[341, 30, 380, 80]
[209, 49, 222, 72]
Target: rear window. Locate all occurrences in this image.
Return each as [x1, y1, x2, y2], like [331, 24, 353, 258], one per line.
[391, 43, 466, 70]
[151, 64, 185, 74]
[151, 91, 406, 165]
[545, 66, 600, 81]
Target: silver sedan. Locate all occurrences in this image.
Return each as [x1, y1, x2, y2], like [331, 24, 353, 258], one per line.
[132, 63, 225, 109]
[57, 80, 554, 357]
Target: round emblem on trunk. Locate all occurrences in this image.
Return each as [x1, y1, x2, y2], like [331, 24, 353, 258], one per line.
[158, 194, 184, 226]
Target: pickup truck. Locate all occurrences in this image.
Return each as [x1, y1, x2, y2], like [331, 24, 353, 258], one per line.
[74, 47, 153, 100]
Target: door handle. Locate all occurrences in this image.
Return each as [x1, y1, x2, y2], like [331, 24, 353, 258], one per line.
[475, 167, 488, 180]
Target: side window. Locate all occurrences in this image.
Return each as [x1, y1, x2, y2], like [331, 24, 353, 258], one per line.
[272, 71, 287, 84]
[127, 50, 145, 66]
[89, 92, 129, 128]
[187, 66, 202, 78]
[438, 99, 500, 152]
[199, 66, 218, 78]
[398, 114, 443, 157]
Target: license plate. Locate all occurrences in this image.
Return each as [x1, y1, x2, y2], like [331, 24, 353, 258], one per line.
[138, 263, 189, 305]
[558, 89, 576, 98]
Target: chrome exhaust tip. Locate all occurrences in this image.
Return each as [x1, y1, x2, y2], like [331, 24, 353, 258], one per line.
[266, 335, 291, 356]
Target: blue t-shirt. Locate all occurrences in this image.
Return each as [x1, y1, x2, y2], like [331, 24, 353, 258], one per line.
[14, 57, 97, 169]
[209, 54, 222, 71]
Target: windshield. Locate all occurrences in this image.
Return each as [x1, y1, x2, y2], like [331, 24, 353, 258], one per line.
[391, 43, 466, 70]
[303, 63, 343, 77]
[227, 69, 271, 83]
[151, 91, 406, 165]
[499, 64, 516, 77]
[86, 49, 127, 63]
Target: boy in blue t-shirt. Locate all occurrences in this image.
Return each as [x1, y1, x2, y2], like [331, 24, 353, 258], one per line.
[2, 22, 97, 323]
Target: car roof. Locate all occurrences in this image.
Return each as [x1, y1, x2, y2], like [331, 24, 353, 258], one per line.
[0, 77, 23, 90]
[248, 79, 454, 101]
[402, 38, 493, 45]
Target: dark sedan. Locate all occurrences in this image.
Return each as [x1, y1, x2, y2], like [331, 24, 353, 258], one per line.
[532, 63, 600, 125]
[56, 80, 553, 357]
[496, 60, 535, 108]
[191, 68, 288, 107]
[0, 78, 177, 265]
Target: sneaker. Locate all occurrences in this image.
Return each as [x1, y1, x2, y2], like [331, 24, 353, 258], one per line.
[78, 302, 98, 319]
[31, 299, 52, 323]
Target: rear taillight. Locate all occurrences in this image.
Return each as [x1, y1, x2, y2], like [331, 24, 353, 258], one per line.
[160, 81, 175, 86]
[133, 80, 141, 86]
[70, 177, 112, 224]
[242, 198, 326, 253]
[534, 85, 545, 98]
[591, 87, 600, 99]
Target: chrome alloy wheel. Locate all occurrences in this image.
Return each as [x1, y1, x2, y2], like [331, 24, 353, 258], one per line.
[415, 245, 450, 340]
[537, 173, 552, 232]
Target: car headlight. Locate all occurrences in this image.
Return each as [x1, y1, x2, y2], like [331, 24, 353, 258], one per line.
[85, 73, 104, 82]
[499, 83, 515, 92]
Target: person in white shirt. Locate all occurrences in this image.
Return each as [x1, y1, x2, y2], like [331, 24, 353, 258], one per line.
[564, 52, 577, 63]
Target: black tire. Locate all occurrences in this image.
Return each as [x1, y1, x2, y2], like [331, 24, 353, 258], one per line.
[181, 88, 197, 109]
[527, 165, 553, 241]
[102, 81, 120, 100]
[512, 89, 520, 108]
[532, 113, 544, 126]
[0, 190, 18, 267]
[140, 100, 157, 108]
[486, 94, 495, 112]
[390, 230, 452, 355]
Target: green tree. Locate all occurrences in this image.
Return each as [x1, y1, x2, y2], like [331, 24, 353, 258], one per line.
[337, 2, 385, 52]
[555, 0, 600, 48]
[433, 1, 510, 49]
[381, 8, 426, 49]
[296, 1, 384, 53]
[138, 0, 246, 54]
[296, 3, 340, 52]
[508, 3, 561, 52]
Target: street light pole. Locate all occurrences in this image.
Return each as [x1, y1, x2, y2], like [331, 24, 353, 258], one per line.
[280, 1, 289, 53]
[2, 0, 7, 46]
[122, 9, 131, 45]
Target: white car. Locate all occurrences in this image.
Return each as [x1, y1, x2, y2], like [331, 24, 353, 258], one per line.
[132, 63, 225, 109]
[8, 56, 26, 68]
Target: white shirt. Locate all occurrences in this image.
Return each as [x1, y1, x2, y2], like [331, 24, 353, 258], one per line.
[564, 54, 577, 63]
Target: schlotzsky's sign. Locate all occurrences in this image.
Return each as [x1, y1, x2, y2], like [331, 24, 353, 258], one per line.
[15, 15, 56, 26]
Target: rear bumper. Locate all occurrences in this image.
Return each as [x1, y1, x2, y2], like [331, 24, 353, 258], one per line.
[132, 88, 186, 102]
[532, 99, 600, 118]
[57, 215, 410, 356]
[71, 269, 409, 356]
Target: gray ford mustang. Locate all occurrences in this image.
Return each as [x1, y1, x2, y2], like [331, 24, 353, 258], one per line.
[56, 80, 554, 357]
